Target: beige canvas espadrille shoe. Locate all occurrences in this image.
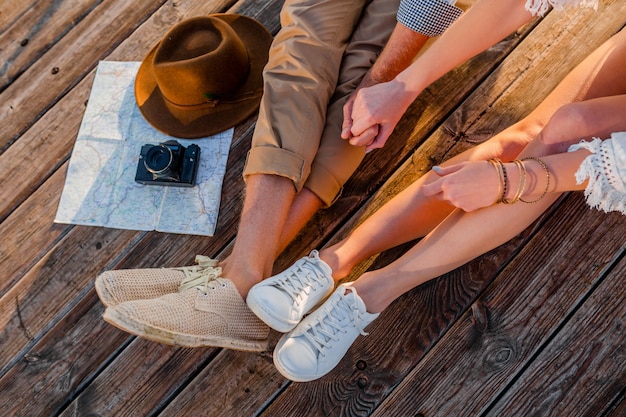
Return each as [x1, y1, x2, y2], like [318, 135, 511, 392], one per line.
[95, 255, 221, 307]
[103, 276, 269, 352]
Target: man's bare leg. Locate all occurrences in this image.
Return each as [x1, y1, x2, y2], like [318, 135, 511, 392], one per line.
[277, 188, 325, 255]
[220, 173, 324, 298]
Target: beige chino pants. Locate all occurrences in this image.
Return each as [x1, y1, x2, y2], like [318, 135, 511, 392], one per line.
[243, 0, 401, 206]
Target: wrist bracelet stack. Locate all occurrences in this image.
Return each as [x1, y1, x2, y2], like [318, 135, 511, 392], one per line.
[488, 157, 551, 204]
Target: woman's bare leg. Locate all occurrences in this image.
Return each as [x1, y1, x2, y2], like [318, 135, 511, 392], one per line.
[321, 29, 626, 304]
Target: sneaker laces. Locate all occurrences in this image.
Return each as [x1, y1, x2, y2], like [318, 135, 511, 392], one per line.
[274, 255, 330, 306]
[178, 255, 223, 293]
[301, 288, 369, 358]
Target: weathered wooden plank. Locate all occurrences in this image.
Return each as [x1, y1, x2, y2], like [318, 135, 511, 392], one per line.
[0, 291, 131, 416]
[486, 256, 626, 417]
[0, 0, 101, 90]
[0, 74, 88, 223]
[0, 0, 35, 32]
[0, 225, 142, 375]
[366, 196, 624, 417]
[159, 349, 286, 417]
[0, 0, 169, 152]
[0, 166, 73, 295]
[606, 394, 626, 417]
[56, 332, 219, 417]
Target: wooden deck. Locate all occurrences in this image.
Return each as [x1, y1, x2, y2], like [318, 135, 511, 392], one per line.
[1, 0, 625, 415]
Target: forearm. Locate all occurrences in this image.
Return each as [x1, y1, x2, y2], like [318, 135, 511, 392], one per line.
[397, 0, 534, 97]
[367, 23, 430, 85]
[510, 95, 626, 200]
[365, 0, 466, 85]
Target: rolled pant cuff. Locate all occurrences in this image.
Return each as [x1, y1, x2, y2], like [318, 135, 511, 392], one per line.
[304, 162, 343, 208]
[244, 146, 308, 191]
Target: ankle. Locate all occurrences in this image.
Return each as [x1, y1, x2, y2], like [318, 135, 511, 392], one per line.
[350, 279, 388, 314]
[220, 260, 264, 299]
[319, 248, 353, 281]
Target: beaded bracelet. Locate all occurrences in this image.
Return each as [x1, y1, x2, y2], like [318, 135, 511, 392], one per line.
[494, 158, 517, 204]
[498, 159, 509, 204]
[520, 157, 550, 204]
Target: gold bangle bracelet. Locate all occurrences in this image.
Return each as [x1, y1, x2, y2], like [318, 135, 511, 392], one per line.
[520, 157, 550, 204]
[488, 159, 503, 205]
[489, 158, 508, 204]
[511, 159, 527, 204]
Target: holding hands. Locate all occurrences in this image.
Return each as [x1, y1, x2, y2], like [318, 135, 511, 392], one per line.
[340, 23, 430, 152]
[342, 79, 416, 152]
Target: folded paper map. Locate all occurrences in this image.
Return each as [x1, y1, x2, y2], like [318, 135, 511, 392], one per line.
[55, 61, 232, 236]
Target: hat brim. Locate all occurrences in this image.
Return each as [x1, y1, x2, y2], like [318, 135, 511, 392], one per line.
[135, 14, 272, 139]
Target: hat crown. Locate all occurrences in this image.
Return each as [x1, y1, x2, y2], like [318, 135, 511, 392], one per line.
[135, 13, 272, 138]
[153, 16, 250, 106]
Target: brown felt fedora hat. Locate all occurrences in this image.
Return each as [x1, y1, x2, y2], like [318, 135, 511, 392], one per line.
[135, 14, 272, 138]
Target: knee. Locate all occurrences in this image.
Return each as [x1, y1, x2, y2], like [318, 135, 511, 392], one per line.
[487, 118, 543, 160]
[538, 103, 589, 150]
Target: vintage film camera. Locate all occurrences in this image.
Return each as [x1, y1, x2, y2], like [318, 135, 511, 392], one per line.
[135, 140, 200, 187]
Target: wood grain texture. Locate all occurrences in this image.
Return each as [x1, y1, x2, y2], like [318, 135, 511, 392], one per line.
[369, 196, 625, 417]
[486, 256, 626, 417]
[0, 0, 169, 152]
[1, 0, 624, 415]
[0, 0, 34, 31]
[0, 0, 102, 90]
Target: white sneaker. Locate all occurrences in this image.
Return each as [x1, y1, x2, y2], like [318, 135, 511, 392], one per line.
[247, 250, 334, 332]
[273, 283, 379, 382]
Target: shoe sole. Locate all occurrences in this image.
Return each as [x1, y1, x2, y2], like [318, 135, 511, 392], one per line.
[103, 308, 268, 352]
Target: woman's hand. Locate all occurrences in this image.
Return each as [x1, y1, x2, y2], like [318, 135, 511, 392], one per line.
[422, 161, 500, 212]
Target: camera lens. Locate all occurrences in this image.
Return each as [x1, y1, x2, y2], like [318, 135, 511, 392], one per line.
[144, 144, 173, 176]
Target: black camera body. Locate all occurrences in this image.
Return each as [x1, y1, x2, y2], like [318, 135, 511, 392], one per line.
[135, 140, 200, 187]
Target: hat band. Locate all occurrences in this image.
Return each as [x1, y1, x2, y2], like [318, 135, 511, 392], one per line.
[161, 88, 263, 111]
